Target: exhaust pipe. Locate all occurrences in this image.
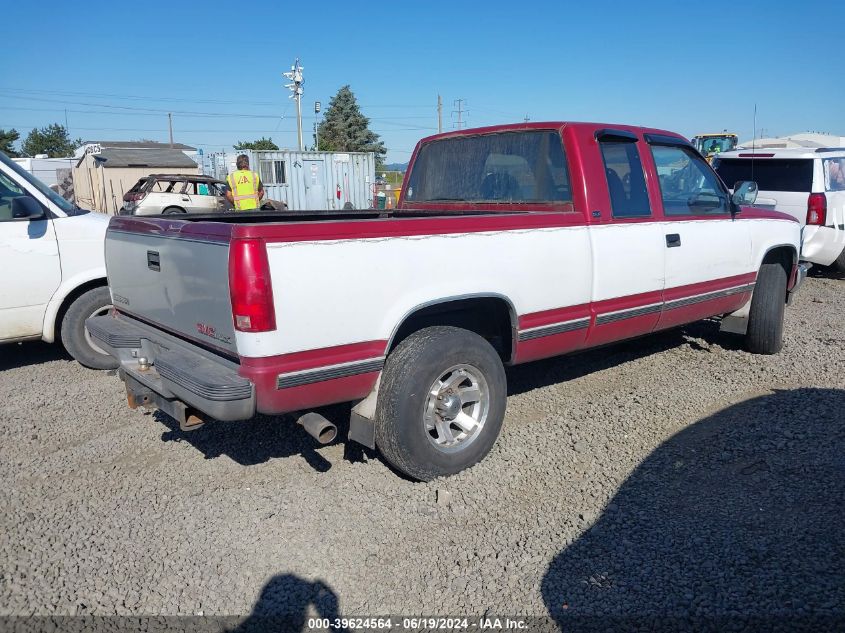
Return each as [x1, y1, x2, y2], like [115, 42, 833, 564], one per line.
[296, 412, 338, 444]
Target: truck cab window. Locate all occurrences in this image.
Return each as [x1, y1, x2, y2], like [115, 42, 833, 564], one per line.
[651, 145, 728, 215]
[599, 141, 651, 218]
[404, 130, 571, 205]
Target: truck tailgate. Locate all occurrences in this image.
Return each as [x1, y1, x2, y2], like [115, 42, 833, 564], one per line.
[105, 217, 237, 356]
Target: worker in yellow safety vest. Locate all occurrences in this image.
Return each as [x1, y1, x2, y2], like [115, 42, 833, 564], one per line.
[225, 154, 265, 211]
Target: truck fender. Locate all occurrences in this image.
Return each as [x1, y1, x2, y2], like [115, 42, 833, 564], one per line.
[41, 268, 108, 343]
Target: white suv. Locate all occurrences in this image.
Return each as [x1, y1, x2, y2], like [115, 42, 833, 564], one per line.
[714, 148, 845, 271]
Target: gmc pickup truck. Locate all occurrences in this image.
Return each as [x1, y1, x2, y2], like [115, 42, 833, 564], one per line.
[88, 122, 805, 480]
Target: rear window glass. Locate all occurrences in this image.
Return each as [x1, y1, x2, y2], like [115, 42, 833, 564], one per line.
[714, 158, 813, 192]
[823, 158, 845, 191]
[404, 130, 571, 204]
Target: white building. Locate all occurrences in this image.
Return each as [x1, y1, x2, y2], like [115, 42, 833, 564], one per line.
[738, 132, 845, 149]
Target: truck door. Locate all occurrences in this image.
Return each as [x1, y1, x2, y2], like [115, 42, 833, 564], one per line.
[0, 169, 60, 341]
[586, 130, 666, 347]
[644, 137, 753, 330]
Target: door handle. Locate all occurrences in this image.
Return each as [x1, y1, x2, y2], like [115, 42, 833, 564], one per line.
[666, 233, 682, 248]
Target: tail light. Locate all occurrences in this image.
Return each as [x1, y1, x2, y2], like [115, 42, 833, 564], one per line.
[122, 191, 147, 202]
[807, 193, 827, 226]
[229, 238, 276, 333]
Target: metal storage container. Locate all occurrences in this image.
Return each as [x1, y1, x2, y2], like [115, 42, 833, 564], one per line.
[213, 150, 376, 211]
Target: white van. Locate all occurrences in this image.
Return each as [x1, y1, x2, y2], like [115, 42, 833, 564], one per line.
[714, 148, 845, 271]
[0, 151, 116, 368]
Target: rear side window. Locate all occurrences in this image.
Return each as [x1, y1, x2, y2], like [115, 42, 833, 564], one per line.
[823, 158, 845, 192]
[128, 178, 148, 193]
[404, 131, 571, 204]
[714, 158, 813, 192]
[599, 141, 651, 218]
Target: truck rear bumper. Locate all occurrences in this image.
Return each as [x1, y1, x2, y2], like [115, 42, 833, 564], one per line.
[86, 314, 255, 424]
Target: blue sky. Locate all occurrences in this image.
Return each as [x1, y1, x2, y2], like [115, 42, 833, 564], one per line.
[2, 0, 843, 163]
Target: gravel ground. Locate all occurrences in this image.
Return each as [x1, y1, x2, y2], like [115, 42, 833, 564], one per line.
[1, 275, 843, 630]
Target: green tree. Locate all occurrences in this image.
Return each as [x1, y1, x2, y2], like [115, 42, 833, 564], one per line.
[317, 85, 386, 164]
[0, 128, 20, 157]
[234, 137, 279, 151]
[21, 124, 81, 157]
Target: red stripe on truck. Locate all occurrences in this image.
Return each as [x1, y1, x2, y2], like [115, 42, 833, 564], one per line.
[239, 340, 387, 415]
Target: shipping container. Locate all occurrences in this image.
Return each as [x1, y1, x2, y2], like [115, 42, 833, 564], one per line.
[211, 150, 376, 211]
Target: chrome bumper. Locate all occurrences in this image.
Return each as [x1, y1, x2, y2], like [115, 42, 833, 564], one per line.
[86, 314, 255, 426]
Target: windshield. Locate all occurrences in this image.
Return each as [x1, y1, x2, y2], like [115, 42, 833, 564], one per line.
[0, 151, 78, 215]
[699, 136, 737, 154]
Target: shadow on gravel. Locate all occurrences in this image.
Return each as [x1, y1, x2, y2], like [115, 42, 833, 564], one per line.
[808, 265, 845, 280]
[541, 387, 845, 631]
[506, 319, 739, 397]
[155, 402, 372, 472]
[0, 340, 71, 371]
[229, 573, 349, 633]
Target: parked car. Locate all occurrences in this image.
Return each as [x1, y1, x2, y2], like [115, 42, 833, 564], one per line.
[714, 148, 845, 272]
[88, 122, 805, 480]
[0, 151, 116, 369]
[120, 174, 287, 215]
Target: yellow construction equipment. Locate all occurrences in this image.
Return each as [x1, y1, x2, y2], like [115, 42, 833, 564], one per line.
[692, 132, 739, 163]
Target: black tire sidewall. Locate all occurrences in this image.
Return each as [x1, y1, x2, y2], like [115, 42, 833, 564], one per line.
[377, 327, 506, 480]
[60, 287, 118, 369]
[745, 263, 787, 354]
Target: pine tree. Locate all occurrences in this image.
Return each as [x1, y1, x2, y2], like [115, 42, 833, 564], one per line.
[317, 86, 386, 164]
[22, 124, 81, 158]
[0, 128, 20, 157]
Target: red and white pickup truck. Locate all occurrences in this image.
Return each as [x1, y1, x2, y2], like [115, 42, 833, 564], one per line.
[88, 122, 806, 480]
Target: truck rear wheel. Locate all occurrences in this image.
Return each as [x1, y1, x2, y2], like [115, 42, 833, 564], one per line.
[61, 286, 119, 370]
[375, 326, 507, 481]
[744, 263, 787, 355]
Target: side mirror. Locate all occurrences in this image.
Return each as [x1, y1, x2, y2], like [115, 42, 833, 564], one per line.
[731, 181, 758, 207]
[11, 196, 46, 220]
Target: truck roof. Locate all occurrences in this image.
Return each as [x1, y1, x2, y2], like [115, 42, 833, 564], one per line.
[416, 121, 689, 145]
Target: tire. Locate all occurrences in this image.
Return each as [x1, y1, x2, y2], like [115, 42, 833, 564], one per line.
[162, 207, 186, 215]
[60, 286, 119, 370]
[744, 263, 787, 355]
[830, 247, 845, 274]
[375, 326, 507, 481]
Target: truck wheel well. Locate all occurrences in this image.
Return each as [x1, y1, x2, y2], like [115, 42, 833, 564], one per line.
[761, 246, 795, 299]
[389, 297, 515, 362]
[55, 279, 109, 335]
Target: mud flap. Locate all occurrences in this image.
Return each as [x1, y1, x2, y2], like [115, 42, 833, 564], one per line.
[348, 376, 380, 450]
[720, 296, 752, 335]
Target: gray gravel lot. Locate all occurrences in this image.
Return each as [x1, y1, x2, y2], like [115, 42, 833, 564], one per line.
[1, 275, 843, 629]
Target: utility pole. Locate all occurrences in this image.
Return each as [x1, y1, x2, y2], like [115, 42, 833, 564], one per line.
[452, 99, 467, 130]
[284, 59, 305, 151]
[524, 114, 530, 123]
[168, 113, 174, 148]
[437, 94, 443, 133]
